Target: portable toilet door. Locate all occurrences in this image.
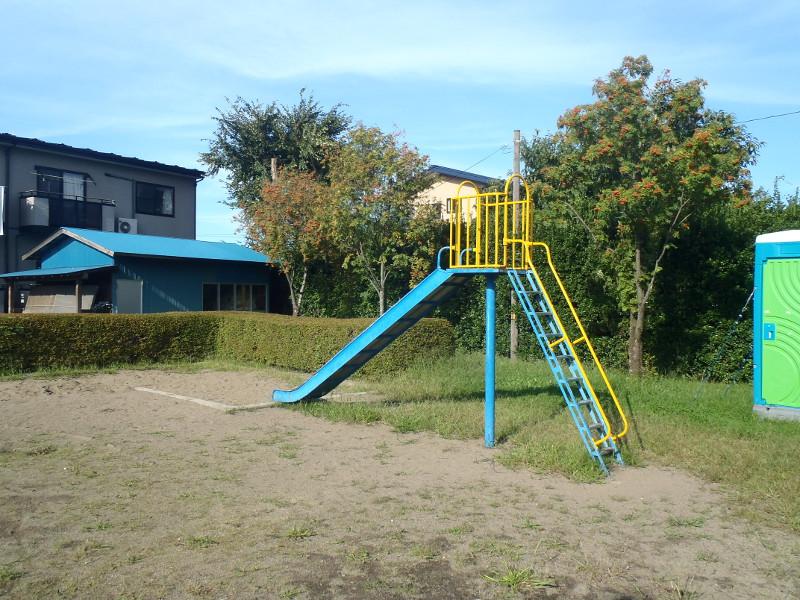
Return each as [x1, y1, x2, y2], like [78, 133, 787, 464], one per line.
[754, 230, 800, 420]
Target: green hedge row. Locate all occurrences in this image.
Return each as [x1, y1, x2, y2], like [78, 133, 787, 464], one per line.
[215, 313, 454, 376]
[0, 312, 454, 376]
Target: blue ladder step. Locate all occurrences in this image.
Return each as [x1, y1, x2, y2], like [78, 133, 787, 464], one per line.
[508, 267, 623, 475]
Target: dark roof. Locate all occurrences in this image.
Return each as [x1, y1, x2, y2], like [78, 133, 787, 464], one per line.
[23, 228, 272, 264]
[0, 133, 204, 179]
[429, 164, 494, 186]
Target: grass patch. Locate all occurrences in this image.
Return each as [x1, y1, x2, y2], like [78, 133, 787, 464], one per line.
[0, 565, 23, 583]
[285, 526, 316, 540]
[346, 548, 371, 564]
[668, 516, 706, 528]
[410, 545, 438, 561]
[483, 567, 555, 591]
[287, 352, 800, 531]
[25, 444, 57, 456]
[447, 523, 474, 536]
[185, 535, 218, 549]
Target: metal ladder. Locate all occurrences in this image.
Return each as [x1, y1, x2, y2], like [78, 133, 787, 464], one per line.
[508, 268, 624, 474]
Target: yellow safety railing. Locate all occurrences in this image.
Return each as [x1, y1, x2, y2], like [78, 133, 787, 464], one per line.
[523, 243, 629, 444]
[449, 175, 533, 270]
[447, 175, 629, 445]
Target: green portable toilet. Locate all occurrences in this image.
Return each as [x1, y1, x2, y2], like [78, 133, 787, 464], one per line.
[754, 230, 800, 420]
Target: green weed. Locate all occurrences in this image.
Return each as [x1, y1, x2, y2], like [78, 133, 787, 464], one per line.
[483, 567, 555, 590]
[668, 516, 706, 528]
[410, 545, 438, 560]
[186, 535, 218, 549]
[285, 526, 316, 540]
[346, 548, 371, 564]
[0, 565, 23, 583]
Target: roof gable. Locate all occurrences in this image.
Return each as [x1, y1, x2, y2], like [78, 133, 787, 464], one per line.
[40, 237, 114, 269]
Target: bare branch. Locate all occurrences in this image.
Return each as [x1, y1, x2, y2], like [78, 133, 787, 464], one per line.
[642, 198, 690, 307]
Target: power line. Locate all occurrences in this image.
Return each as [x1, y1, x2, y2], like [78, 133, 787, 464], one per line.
[463, 144, 510, 172]
[736, 109, 800, 124]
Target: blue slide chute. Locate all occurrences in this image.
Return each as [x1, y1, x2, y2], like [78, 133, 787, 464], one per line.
[272, 268, 472, 403]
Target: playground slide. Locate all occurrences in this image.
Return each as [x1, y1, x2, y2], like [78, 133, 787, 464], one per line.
[272, 268, 472, 403]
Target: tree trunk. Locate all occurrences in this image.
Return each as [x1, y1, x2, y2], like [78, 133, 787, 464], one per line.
[286, 266, 308, 317]
[628, 304, 646, 375]
[378, 260, 386, 315]
[628, 244, 646, 375]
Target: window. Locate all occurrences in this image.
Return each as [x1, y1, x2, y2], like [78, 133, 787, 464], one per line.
[236, 284, 251, 311]
[202, 283, 268, 312]
[219, 284, 235, 311]
[253, 285, 267, 311]
[202, 284, 218, 311]
[36, 167, 86, 200]
[35, 167, 99, 229]
[135, 182, 174, 217]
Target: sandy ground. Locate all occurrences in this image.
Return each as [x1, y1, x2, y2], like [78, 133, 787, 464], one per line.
[0, 368, 798, 599]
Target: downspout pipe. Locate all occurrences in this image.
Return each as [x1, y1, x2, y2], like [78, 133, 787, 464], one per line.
[4, 143, 11, 275]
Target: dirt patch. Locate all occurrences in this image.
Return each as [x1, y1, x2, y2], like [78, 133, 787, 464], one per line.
[0, 368, 798, 599]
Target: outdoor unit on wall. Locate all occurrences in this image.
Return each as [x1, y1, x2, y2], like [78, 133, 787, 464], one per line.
[116, 217, 138, 234]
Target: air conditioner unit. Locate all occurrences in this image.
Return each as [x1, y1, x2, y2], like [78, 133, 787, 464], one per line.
[117, 218, 138, 234]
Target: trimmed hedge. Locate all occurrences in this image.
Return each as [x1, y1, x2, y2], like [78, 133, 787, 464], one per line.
[0, 312, 454, 376]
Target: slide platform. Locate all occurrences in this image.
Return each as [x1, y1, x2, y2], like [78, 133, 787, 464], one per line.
[272, 268, 477, 403]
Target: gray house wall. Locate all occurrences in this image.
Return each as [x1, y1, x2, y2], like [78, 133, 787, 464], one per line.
[0, 137, 200, 280]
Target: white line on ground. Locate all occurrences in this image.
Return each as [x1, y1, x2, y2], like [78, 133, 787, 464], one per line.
[322, 391, 369, 399]
[134, 387, 275, 412]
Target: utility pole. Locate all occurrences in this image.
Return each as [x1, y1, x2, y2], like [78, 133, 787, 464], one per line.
[510, 130, 521, 360]
[270, 157, 278, 182]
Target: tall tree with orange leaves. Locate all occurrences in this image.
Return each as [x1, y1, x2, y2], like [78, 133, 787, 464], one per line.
[245, 169, 329, 316]
[524, 56, 759, 374]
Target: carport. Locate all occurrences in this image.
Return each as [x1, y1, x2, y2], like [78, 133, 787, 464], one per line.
[1, 265, 113, 313]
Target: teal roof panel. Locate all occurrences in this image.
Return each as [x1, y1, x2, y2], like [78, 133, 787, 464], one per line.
[51, 228, 269, 264]
[0, 265, 112, 280]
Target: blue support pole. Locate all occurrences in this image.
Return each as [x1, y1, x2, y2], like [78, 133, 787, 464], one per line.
[485, 274, 497, 448]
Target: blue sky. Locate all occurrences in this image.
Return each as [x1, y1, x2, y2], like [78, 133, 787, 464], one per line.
[3, 0, 799, 242]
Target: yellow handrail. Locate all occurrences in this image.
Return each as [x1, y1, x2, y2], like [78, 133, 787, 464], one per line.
[449, 174, 533, 269]
[524, 242, 629, 443]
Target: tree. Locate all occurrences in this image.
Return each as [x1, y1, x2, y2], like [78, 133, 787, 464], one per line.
[523, 56, 759, 374]
[244, 169, 329, 316]
[326, 125, 435, 315]
[200, 92, 350, 210]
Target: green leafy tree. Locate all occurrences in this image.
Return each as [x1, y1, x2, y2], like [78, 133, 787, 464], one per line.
[327, 125, 435, 315]
[200, 92, 350, 210]
[244, 169, 329, 316]
[523, 56, 759, 374]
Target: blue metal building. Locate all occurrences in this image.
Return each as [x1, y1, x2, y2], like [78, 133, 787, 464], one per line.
[0, 227, 289, 314]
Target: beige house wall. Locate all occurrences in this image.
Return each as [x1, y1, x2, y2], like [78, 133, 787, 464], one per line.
[416, 176, 485, 219]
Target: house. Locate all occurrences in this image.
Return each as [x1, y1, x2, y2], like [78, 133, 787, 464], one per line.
[0, 133, 204, 311]
[417, 165, 495, 218]
[0, 227, 289, 314]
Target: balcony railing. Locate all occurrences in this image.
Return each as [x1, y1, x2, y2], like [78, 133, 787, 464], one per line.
[19, 191, 115, 230]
